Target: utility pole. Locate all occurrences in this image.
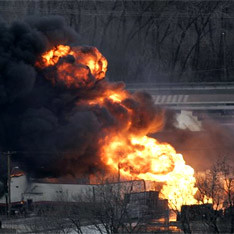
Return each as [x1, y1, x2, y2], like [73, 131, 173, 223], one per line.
[118, 162, 120, 198]
[118, 162, 120, 183]
[222, 32, 227, 81]
[6, 152, 11, 217]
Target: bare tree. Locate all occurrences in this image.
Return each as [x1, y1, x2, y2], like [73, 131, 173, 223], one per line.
[196, 156, 234, 233]
[25, 203, 83, 233]
[76, 180, 148, 234]
[24, 189, 85, 233]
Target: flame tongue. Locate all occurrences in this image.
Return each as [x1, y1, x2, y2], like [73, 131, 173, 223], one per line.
[40, 45, 73, 67]
[37, 45, 198, 210]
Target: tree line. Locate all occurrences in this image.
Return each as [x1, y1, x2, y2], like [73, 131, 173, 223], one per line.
[1, 0, 234, 82]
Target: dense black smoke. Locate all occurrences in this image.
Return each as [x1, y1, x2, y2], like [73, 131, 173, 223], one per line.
[0, 16, 101, 177]
[2, 15, 231, 181]
[0, 16, 162, 178]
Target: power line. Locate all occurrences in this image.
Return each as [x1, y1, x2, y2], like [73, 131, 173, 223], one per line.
[1, 146, 234, 155]
[0, 0, 202, 1]
[0, 8, 234, 18]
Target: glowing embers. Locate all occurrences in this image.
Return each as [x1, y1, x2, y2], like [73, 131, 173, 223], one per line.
[100, 135, 197, 210]
[37, 45, 108, 88]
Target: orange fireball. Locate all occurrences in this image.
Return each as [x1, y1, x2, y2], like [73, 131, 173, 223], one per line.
[37, 45, 108, 88]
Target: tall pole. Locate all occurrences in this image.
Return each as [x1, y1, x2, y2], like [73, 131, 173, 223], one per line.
[7, 152, 11, 217]
[117, 157, 121, 199]
[222, 32, 227, 81]
[118, 162, 120, 183]
[118, 162, 120, 197]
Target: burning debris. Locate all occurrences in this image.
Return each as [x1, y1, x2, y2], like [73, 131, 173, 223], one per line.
[0, 16, 198, 210]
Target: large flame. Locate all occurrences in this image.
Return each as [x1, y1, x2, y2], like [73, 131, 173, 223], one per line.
[100, 135, 197, 210]
[37, 45, 198, 210]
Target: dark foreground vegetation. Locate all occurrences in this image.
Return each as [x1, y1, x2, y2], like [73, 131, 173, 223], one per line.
[0, 158, 233, 233]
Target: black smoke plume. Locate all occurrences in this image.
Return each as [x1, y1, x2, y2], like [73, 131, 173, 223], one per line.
[0, 16, 100, 177]
[0, 16, 163, 178]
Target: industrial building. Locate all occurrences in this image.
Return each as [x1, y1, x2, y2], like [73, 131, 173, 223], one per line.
[0, 172, 169, 220]
[125, 191, 169, 220]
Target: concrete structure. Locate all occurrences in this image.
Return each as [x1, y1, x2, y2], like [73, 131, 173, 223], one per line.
[127, 82, 234, 130]
[126, 82, 234, 110]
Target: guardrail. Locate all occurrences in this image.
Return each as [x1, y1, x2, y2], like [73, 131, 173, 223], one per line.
[126, 82, 234, 91]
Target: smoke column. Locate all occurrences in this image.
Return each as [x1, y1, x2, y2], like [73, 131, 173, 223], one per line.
[0, 16, 163, 178]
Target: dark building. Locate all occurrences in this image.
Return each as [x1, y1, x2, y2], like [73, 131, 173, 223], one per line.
[125, 191, 169, 220]
[179, 204, 214, 222]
